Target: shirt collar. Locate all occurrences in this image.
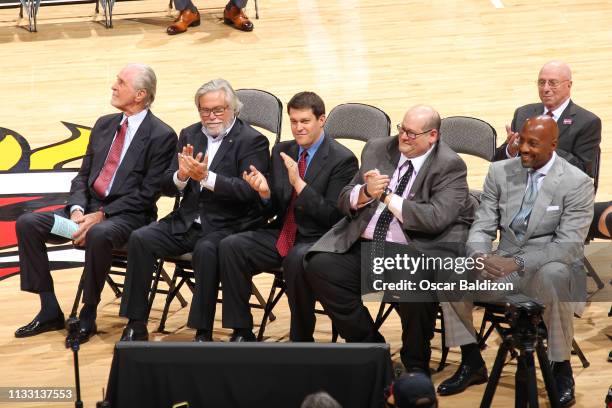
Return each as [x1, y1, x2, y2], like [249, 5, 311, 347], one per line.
[122, 108, 148, 129]
[398, 143, 435, 174]
[201, 116, 237, 141]
[543, 97, 570, 120]
[298, 131, 325, 158]
[533, 151, 557, 176]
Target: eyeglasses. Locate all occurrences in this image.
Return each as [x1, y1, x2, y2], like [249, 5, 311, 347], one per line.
[396, 124, 433, 139]
[198, 105, 228, 117]
[536, 79, 569, 89]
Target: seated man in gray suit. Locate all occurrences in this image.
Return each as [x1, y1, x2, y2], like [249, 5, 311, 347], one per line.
[495, 60, 601, 177]
[439, 116, 594, 408]
[305, 105, 476, 373]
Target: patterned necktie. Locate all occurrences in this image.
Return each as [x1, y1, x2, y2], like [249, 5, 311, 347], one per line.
[276, 150, 308, 257]
[510, 169, 544, 240]
[546, 110, 554, 118]
[93, 119, 128, 198]
[371, 161, 414, 258]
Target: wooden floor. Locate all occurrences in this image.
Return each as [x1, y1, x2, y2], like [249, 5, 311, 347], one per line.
[0, 0, 611, 406]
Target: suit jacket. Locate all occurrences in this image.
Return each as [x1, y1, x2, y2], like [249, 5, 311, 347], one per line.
[160, 118, 270, 235]
[308, 137, 476, 257]
[467, 155, 594, 277]
[67, 111, 177, 224]
[494, 100, 601, 177]
[264, 136, 358, 242]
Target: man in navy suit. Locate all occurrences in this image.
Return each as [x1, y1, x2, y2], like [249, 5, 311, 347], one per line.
[219, 91, 358, 342]
[118, 78, 270, 342]
[15, 64, 177, 346]
[495, 60, 601, 177]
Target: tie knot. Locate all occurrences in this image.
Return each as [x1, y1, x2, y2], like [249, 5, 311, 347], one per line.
[300, 150, 308, 160]
[546, 110, 554, 117]
[528, 169, 544, 181]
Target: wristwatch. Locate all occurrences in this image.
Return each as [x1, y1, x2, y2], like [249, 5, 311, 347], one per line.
[514, 255, 525, 275]
[379, 187, 392, 203]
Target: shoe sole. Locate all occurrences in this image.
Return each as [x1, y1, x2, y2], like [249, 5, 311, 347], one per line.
[167, 19, 200, 35]
[223, 18, 253, 31]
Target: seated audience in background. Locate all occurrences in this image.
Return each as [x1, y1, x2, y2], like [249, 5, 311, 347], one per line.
[440, 116, 594, 408]
[118, 78, 269, 342]
[167, 0, 254, 35]
[305, 105, 475, 373]
[386, 371, 437, 408]
[14, 63, 176, 346]
[495, 60, 601, 177]
[219, 91, 358, 342]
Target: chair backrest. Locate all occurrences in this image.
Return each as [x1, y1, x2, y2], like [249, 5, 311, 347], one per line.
[323, 103, 391, 142]
[236, 89, 283, 145]
[439, 116, 497, 161]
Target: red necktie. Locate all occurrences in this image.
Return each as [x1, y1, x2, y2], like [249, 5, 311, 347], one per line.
[276, 150, 308, 257]
[546, 110, 554, 117]
[93, 119, 128, 198]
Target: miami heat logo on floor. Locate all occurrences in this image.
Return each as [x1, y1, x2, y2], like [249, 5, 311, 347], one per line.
[0, 122, 92, 281]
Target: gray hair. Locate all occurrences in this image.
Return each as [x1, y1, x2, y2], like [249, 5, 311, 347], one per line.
[194, 78, 243, 114]
[300, 392, 342, 408]
[126, 63, 157, 108]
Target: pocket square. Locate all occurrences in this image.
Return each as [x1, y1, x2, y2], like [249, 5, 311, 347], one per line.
[546, 205, 560, 211]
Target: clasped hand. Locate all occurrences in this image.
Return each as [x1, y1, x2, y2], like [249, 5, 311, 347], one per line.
[177, 144, 209, 182]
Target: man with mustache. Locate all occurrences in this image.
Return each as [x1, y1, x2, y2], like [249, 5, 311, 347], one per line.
[439, 116, 594, 407]
[118, 78, 269, 342]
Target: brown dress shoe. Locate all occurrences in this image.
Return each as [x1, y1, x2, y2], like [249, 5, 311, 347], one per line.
[223, 3, 253, 32]
[167, 8, 200, 35]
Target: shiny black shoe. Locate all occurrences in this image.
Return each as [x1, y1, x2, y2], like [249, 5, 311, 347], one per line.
[65, 324, 97, 348]
[437, 363, 488, 396]
[193, 330, 213, 342]
[15, 313, 65, 338]
[229, 330, 256, 342]
[556, 375, 575, 407]
[120, 325, 149, 341]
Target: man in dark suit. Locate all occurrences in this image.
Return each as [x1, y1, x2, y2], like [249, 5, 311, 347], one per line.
[305, 105, 475, 372]
[118, 78, 270, 342]
[218, 92, 358, 342]
[494, 60, 601, 177]
[14, 64, 177, 346]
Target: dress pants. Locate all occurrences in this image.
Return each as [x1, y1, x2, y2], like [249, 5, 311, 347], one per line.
[173, 0, 247, 11]
[16, 210, 141, 305]
[119, 220, 232, 330]
[305, 241, 438, 371]
[220, 229, 317, 341]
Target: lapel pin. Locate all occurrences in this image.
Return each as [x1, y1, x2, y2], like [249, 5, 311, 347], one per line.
[563, 118, 572, 125]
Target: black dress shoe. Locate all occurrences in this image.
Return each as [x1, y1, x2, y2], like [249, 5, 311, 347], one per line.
[15, 313, 65, 338]
[229, 330, 256, 342]
[193, 330, 213, 342]
[65, 324, 97, 348]
[556, 375, 575, 407]
[120, 326, 149, 341]
[437, 363, 488, 396]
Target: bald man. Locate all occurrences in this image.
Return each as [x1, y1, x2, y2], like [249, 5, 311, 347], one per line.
[495, 61, 601, 178]
[305, 105, 476, 373]
[439, 116, 594, 407]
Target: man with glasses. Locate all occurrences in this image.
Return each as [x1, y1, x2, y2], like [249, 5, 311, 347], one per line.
[495, 60, 601, 177]
[305, 105, 476, 373]
[118, 78, 270, 342]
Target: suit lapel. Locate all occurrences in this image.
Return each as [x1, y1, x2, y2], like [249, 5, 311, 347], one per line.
[90, 113, 123, 185]
[380, 137, 400, 180]
[303, 135, 329, 185]
[524, 158, 562, 239]
[504, 165, 528, 231]
[209, 119, 239, 172]
[281, 142, 300, 203]
[556, 100, 575, 141]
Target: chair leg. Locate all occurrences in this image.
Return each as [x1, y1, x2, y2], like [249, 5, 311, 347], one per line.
[156, 268, 185, 333]
[331, 322, 338, 343]
[584, 257, 605, 290]
[105, 274, 122, 297]
[70, 274, 85, 318]
[145, 260, 164, 321]
[438, 308, 448, 372]
[252, 284, 275, 322]
[256, 282, 284, 341]
[254, 0, 259, 19]
[160, 267, 187, 308]
[572, 338, 590, 368]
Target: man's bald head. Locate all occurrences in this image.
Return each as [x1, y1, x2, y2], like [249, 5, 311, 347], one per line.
[518, 115, 558, 169]
[398, 104, 441, 158]
[537, 60, 572, 111]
